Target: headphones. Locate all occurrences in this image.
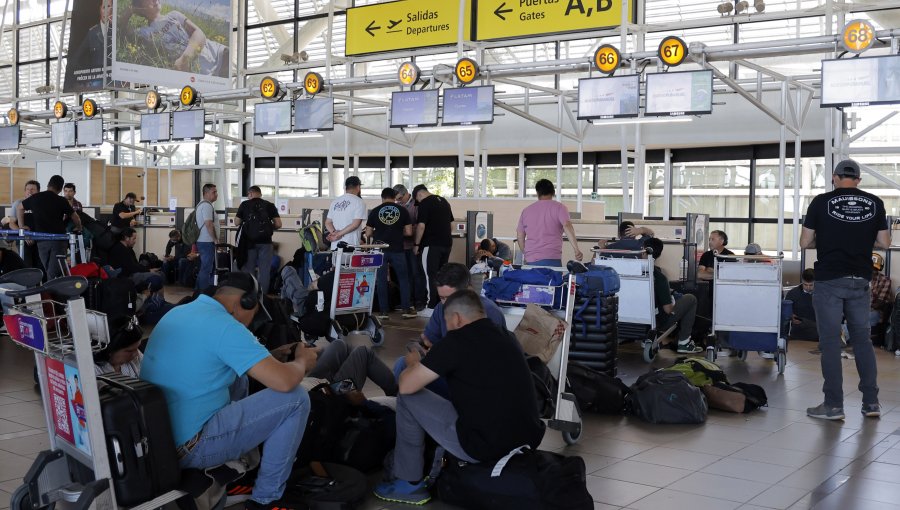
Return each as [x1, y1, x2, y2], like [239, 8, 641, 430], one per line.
[220, 272, 261, 310]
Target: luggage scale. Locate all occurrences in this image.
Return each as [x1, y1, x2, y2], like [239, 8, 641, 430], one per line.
[4, 273, 187, 510]
[490, 267, 584, 446]
[326, 243, 388, 346]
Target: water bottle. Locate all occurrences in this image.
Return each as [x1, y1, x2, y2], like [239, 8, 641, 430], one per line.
[681, 257, 688, 280]
[500, 261, 511, 276]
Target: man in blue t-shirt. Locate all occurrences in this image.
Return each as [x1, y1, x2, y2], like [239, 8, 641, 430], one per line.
[142, 272, 318, 510]
[392, 263, 507, 398]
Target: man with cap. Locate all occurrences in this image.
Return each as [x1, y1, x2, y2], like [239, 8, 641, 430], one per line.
[800, 159, 891, 420]
[412, 185, 454, 314]
[142, 272, 318, 510]
[112, 192, 142, 233]
[870, 253, 892, 328]
[326, 176, 367, 250]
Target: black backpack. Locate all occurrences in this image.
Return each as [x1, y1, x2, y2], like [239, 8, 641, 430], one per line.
[526, 356, 557, 419]
[286, 462, 367, 510]
[435, 449, 593, 510]
[566, 362, 630, 415]
[626, 370, 708, 424]
[242, 200, 273, 244]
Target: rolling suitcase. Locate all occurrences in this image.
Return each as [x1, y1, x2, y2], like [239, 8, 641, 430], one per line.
[215, 243, 235, 283]
[95, 277, 137, 320]
[97, 373, 181, 506]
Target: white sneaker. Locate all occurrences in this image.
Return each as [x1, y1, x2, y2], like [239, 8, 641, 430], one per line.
[759, 351, 775, 359]
[417, 307, 434, 318]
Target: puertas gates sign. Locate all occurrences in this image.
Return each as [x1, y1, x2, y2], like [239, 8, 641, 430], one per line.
[475, 0, 635, 41]
[346, 0, 473, 56]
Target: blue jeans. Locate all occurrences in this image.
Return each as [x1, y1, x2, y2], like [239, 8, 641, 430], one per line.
[242, 243, 274, 294]
[813, 278, 879, 408]
[528, 258, 562, 267]
[180, 385, 310, 504]
[377, 251, 411, 313]
[404, 249, 427, 307]
[196, 242, 215, 290]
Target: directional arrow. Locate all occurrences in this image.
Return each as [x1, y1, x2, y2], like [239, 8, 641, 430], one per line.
[365, 20, 381, 37]
[494, 2, 513, 21]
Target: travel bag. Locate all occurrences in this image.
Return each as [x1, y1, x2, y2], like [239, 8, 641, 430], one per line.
[92, 277, 137, 320]
[97, 373, 180, 506]
[566, 362, 629, 414]
[287, 461, 367, 510]
[626, 370, 708, 424]
[702, 381, 768, 413]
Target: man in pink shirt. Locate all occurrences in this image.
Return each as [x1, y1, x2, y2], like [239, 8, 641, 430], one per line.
[516, 179, 583, 266]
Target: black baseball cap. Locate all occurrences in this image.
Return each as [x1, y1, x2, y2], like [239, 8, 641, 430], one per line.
[833, 159, 861, 179]
[412, 184, 428, 204]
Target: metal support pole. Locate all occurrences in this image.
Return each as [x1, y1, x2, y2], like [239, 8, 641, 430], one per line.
[620, 126, 629, 212]
[556, 95, 563, 201]
[576, 142, 584, 214]
[664, 148, 672, 221]
[777, 81, 787, 255]
[793, 83, 802, 260]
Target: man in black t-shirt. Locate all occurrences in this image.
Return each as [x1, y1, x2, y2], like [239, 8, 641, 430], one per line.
[111, 192, 141, 233]
[365, 187, 415, 319]
[785, 268, 817, 340]
[698, 230, 734, 280]
[18, 175, 81, 280]
[412, 185, 454, 313]
[800, 159, 890, 421]
[374, 290, 545, 505]
[235, 186, 281, 294]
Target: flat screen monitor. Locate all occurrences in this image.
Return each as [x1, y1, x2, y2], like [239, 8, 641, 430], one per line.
[0, 126, 20, 151]
[577, 76, 640, 119]
[442, 86, 495, 126]
[294, 98, 335, 132]
[76, 118, 104, 147]
[140, 113, 171, 143]
[254, 101, 292, 135]
[821, 55, 900, 107]
[51, 121, 76, 149]
[645, 70, 714, 116]
[172, 109, 205, 141]
[390, 90, 439, 128]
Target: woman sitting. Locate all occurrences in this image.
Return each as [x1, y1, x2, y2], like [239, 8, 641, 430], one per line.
[94, 316, 144, 377]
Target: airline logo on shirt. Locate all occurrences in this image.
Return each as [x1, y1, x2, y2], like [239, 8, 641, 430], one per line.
[378, 205, 401, 225]
[827, 195, 876, 223]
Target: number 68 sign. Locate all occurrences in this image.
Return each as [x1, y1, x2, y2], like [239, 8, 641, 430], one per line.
[842, 20, 875, 54]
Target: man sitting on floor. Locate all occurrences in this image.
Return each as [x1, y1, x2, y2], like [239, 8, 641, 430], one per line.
[786, 268, 818, 341]
[374, 289, 545, 505]
[645, 238, 702, 353]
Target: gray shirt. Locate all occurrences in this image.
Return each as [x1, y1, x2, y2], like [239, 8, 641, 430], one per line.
[195, 201, 217, 243]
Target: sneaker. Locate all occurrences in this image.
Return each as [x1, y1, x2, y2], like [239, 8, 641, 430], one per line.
[402, 307, 418, 319]
[759, 351, 775, 359]
[373, 479, 431, 505]
[807, 403, 845, 420]
[376, 313, 389, 321]
[244, 498, 307, 510]
[676, 340, 703, 354]
[417, 308, 434, 318]
[862, 403, 881, 418]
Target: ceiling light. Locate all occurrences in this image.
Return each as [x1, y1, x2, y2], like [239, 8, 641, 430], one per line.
[735, 0, 749, 14]
[403, 125, 482, 134]
[717, 2, 733, 14]
[262, 132, 325, 139]
[589, 117, 695, 126]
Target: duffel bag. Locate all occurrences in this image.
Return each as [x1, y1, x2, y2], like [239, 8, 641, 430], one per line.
[574, 264, 620, 297]
[566, 362, 629, 415]
[626, 370, 708, 424]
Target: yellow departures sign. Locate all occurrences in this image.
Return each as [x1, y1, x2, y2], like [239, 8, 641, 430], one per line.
[475, 0, 634, 41]
[346, 0, 472, 56]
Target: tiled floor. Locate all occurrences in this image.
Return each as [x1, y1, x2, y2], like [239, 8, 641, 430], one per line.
[4, 293, 900, 509]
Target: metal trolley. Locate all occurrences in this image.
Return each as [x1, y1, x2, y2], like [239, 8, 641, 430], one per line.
[492, 269, 584, 446]
[327, 243, 388, 346]
[592, 249, 676, 363]
[707, 254, 789, 374]
[6, 276, 188, 510]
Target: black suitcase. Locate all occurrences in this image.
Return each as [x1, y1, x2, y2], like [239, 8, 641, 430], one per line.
[97, 373, 181, 506]
[95, 278, 137, 320]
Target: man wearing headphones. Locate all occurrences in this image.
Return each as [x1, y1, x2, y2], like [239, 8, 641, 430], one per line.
[698, 230, 733, 280]
[142, 272, 317, 510]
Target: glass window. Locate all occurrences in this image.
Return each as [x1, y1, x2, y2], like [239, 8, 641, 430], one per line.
[753, 223, 797, 253]
[17, 62, 46, 97]
[486, 166, 519, 198]
[525, 165, 591, 199]
[754, 158, 824, 219]
[255, 167, 320, 198]
[647, 163, 666, 218]
[17, 24, 45, 62]
[710, 221, 749, 251]
[358, 168, 384, 196]
[246, 23, 295, 70]
[18, 0, 48, 24]
[412, 168, 455, 198]
[671, 160, 751, 218]
[596, 164, 634, 217]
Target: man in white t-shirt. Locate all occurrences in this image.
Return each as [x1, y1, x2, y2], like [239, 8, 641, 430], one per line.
[195, 183, 219, 290]
[326, 176, 367, 250]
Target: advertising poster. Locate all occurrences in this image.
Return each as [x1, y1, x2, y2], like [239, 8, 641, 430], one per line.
[4, 312, 47, 352]
[335, 271, 375, 310]
[64, 364, 92, 455]
[113, 0, 233, 92]
[45, 358, 75, 446]
[64, 0, 121, 92]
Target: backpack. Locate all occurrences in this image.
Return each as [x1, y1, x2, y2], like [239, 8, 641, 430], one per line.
[566, 362, 630, 415]
[663, 357, 729, 387]
[182, 201, 209, 246]
[333, 401, 396, 473]
[526, 356, 557, 419]
[625, 370, 708, 424]
[701, 381, 768, 413]
[242, 200, 273, 244]
[886, 290, 900, 351]
[286, 462, 367, 510]
[70, 262, 108, 279]
[434, 448, 593, 510]
[300, 222, 325, 253]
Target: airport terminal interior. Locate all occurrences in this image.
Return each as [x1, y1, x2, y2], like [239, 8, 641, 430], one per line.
[3, 0, 900, 508]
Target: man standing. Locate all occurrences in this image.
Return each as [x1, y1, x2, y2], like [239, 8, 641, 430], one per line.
[62, 183, 83, 212]
[374, 290, 544, 505]
[235, 185, 281, 294]
[412, 185, 454, 313]
[112, 192, 141, 233]
[142, 272, 317, 510]
[195, 183, 219, 290]
[393, 184, 426, 310]
[800, 159, 890, 420]
[19, 175, 81, 280]
[516, 179, 583, 266]
[326, 176, 367, 250]
[9, 180, 40, 269]
[365, 187, 416, 320]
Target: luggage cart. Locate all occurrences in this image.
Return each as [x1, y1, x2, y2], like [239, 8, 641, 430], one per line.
[593, 248, 677, 363]
[491, 269, 583, 446]
[327, 243, 388, 346]
[5, 276, 188, 510]
[707, 253, 789, 374]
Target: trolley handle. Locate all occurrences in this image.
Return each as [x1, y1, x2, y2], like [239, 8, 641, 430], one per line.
[0, 267, 44, 288]
[715, 253, 784, 261]
[5, 276, 89, 300]
[592, 247, 652, 256]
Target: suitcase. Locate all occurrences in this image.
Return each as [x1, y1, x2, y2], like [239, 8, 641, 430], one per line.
[97, 373, 181, 506]
[94, 278, 137, 320]
[215, 244, 234, 283]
